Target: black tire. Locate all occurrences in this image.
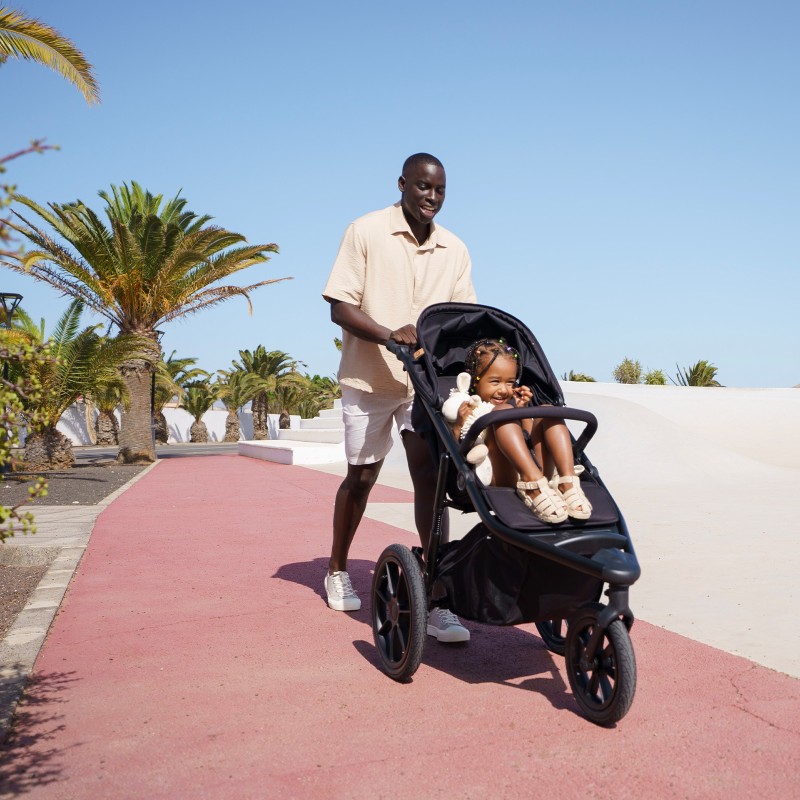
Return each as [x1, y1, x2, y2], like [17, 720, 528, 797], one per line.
[536, 619, 568, 656]
[371, 543, 427, 682]
[565, 602, 637, 726]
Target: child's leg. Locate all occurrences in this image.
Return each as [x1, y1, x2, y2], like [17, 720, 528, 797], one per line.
[528, 419, 554, 478]
[484, 407, 567, 523]
[487, 418, 542, 488]
[542, 419, 592, 519]
[541, 419, 575, 478]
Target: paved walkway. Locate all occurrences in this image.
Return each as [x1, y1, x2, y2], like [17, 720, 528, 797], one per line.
[1, 455, 798, 799]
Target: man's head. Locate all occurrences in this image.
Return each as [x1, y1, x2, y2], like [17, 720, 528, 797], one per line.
[398, 153, 446, 236]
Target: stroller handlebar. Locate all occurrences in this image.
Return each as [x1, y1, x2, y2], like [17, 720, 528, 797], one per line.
[385, 339, 408, 358]
[461, 405, 599, 459]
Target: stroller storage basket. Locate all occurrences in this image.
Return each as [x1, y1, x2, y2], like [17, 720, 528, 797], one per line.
[436, 524, 604, 626]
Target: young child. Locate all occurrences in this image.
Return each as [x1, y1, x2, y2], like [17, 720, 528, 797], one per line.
[450, 338, 592, 524]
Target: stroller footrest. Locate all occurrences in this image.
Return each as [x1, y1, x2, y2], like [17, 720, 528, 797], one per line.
[553, 530, 628, 554]
[591, 548, 641, 584]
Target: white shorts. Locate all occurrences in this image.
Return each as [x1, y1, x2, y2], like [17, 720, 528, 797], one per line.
[341, 386, 414, 465]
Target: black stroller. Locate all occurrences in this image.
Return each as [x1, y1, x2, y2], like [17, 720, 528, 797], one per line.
[370, 302, 641, 726]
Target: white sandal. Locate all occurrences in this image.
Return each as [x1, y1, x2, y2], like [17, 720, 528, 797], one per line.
[551, 474, 592, 520]
[516, 478, 568, 524]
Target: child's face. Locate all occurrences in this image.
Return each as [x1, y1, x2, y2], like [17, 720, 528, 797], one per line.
[475, 355, 518, 405]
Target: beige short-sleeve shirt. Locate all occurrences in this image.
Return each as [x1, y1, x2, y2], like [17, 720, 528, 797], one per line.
[323, 203, 476, 398]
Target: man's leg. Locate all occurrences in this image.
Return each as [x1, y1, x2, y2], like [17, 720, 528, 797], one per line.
[401, 429, 446, 552]
[329, 459, 384, 574]
[325, 460, 383, 612]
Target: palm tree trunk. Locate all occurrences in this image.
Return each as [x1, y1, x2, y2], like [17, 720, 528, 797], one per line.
[252, 392, 269, 440]
[190, 420, 208, 443]
[224, 410, 241, 442]
[22, 427, 74, 471]
[95, 410, 119, 446]
[117, 357, 156, 463]
[154, 411, 168, 444]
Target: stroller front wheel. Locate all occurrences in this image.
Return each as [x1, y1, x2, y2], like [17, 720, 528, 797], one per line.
[565, 602, 637, 726]
[371, 543, 427, 682]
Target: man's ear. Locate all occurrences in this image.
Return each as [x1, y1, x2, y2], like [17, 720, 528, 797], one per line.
[397, 175, 406, 193]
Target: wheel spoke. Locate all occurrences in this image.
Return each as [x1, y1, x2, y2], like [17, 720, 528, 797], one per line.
[598, 673, 614, 702]
[375, 615, 391, 637]
[588, 668, 601, 697]
[375, 583, 393, 605]
[384, 563, 398, 597]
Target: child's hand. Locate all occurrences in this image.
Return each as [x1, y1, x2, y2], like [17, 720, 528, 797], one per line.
[456, 401, 472, 428]
[513, 385, 533, 406]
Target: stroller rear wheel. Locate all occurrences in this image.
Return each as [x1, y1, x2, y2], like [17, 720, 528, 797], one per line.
[565, 602, 636, 726]
[536, 619, 568, 656]
[371, 544, 427, 682]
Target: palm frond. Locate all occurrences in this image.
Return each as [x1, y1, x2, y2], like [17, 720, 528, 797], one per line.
[0, 7, 100, 103]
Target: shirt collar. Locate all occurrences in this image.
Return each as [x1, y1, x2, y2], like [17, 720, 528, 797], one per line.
[389, 202, 443, 251]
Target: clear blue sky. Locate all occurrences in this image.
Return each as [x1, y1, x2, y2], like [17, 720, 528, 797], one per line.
[3, 1, 798, 387]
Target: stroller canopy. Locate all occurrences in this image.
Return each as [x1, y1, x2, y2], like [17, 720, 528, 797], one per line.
[413, 302, 565, 410]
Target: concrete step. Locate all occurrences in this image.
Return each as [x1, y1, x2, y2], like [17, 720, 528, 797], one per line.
[278, 428, 343, 444]
[299, 417, 344, 431]
[317, 407, 343, 419]
[238, 440, 345, 465]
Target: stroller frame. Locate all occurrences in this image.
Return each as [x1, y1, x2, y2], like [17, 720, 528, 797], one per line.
[370, 303, 641, 725]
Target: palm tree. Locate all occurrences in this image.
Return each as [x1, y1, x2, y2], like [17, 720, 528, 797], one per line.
[2, 181, 287, 462]
[153, 351, 208, 443]
[296, 374, 341, 419]
[0, 6, 100, 104]
[89, 376, 128, 446]
[561, 370, 595, 383]
[7, 299, 147, 469]
[230, 347, 300, 439]
[179, 381, 218, 443]
[673, 360, 723, 387]
[215, 370, 262, 442]
[272, 372, 312, 429]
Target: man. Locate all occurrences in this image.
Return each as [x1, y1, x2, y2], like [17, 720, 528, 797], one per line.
[322, 153, 476, 643]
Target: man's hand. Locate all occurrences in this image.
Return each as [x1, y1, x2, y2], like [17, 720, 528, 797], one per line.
[388, 324, 417, 346]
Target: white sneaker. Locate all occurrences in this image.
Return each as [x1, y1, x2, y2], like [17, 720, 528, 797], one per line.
[325, 571, 361, 612]
[427, 608, 470, 643]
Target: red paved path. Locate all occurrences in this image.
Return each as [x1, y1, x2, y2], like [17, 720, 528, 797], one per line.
[1, 456, 798, 799]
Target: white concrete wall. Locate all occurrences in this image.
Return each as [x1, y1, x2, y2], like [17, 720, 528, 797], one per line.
[54, 404, 300, 445]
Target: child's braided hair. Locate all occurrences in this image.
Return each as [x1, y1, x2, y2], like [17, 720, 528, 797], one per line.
[464, 338, 521, 393]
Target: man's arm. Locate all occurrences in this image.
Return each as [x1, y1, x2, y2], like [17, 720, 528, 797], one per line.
[326, 297, 417, 346]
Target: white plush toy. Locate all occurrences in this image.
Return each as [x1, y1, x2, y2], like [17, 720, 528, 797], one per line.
[442, 372, 495, 482]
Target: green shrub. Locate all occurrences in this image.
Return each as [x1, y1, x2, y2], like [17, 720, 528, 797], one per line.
[644, 369, 667, 385]
[613, 358, 642, 384]
[0, 338, 51, 542]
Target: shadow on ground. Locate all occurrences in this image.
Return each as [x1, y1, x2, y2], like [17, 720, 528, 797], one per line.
[0, 669, 79, 795]
[274, 557, 576, 715]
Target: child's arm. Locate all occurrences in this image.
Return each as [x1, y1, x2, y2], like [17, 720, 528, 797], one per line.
[452, 401, 472, 440]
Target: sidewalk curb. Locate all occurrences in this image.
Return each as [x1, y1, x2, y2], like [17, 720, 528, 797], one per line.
[0, 460, 161, 741]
